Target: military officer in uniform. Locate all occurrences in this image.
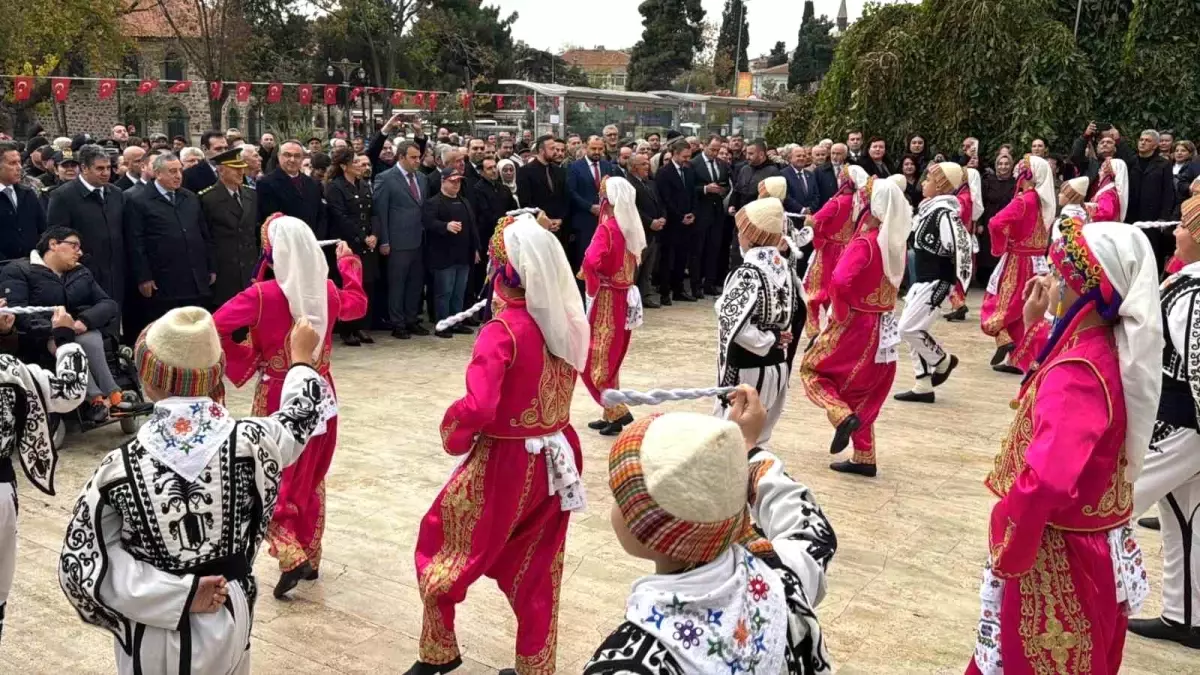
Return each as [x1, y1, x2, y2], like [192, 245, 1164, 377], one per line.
[199, 147, 260, 307]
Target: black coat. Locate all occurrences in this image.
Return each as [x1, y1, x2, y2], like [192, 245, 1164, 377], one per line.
[0, 258, 118, 345]
[471, 178, 517, 253]
[730, 161, 779, 212]
[200, 183, 260, 306]
[422, 192, 480, 270]
[45, 177, 127, 308]
[628, 173, 664, 235]
[325, 175, 379, 282]
[182, 162, 218, 195]
[516, 158, 568, 221]
[256, 169, 327, 238]
[114, 173, 137, 191]
[1128, 153, 1177, 223]
[0, 182, 46, 261]
[813, 164, 838, 209]
[1174, 162, 1200, 217]
[125, 185, 213, 301]
[854, 155, 893, 178]
[655, 161, 695, 226]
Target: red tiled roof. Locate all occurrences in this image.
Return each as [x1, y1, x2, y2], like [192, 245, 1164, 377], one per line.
[561, 49, 631, 68]
[754, 63, 790, 75]
[121, 0, 202, 39]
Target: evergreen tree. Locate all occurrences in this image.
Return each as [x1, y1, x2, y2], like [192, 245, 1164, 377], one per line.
[627, 0, 707, 92]
[788, 10, 836, 92]
[713, 0, 750, 86]
[766, 41, 788, 67]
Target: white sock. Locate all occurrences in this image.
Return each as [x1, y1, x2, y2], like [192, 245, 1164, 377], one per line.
[912, 378, 934, 394]
[935, 354, 952, 374]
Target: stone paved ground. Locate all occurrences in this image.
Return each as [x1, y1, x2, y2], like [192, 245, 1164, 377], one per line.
[3, 294, 1198, 673]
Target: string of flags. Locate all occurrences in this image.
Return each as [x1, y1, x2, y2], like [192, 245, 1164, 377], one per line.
[4, 75, 556, 111]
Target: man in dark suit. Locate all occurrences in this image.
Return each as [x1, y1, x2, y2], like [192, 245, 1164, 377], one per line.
[125, 152, 214, 337]
[256, 140, 327, 238]
[45, 144, 128, 313]
[0, 140, 46, 260]
[783, 146, 820, 215]
[655, 137, 697, 304]
[374, 140, 429, 339]
[690, 135, 731, 297]
[517, 135, 569, 250]
[199, 148, 259, 307]
[566, 135, 614, 265]
[628, 153, 665, 308]
[113, 146, 147, 191]
[182, 130, 228, 194]
[464, 138, 486, 192]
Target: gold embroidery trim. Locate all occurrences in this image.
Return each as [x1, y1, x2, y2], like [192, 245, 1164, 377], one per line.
[513, 348, 573, 430]
[1017, 529, 1093, 674]
[589, 290, 615, 388]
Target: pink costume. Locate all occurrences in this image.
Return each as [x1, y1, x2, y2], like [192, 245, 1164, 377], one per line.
[803, 179, 856, 337]
[980, 189, 1050, 350]
[581, 212, 639, 423]
[214, 249, 367, 576]
[801, 227, 898, 466]
[1092, 187, 1122, 222]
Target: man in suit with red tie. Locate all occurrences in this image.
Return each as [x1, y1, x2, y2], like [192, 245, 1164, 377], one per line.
[690, 135, 731, 298]
[566, 136, 614, 268]
[655, 137, 697, 304]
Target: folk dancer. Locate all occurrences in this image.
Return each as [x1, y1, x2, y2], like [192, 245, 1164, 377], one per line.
[967, 217, 1159, 674]
[1089, 157, 1129, 224]
[1, 308, 88, 643]
[803, 165, 870, 338]
[1058, 176, 1091, 225]
[894, 163, 972, 404]
[58, 308, 330, 674]
[980, 154, 1055, 374]
[714, 197, 794, 446]
[212, 215, 367, 597]
[584, 386, 836, 674]
[945, 167, 984, 321]
[582, 177, 647, 436]
[757, 176, 814, 371]
[801, 177, 911, 478]
[409, 214, 589, 675]
[1127, 196, 1200, 648]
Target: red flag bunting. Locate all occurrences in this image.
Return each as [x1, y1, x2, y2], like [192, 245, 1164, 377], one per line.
[235, 81, 251, 103]
[208, 80, 223, 100]
[323, 85, 337, 105]
[298, 84, 313, 105]
[349, 86, 362, 102]
[495, 94, 504, 109]
[167, 80, 191, 94]
[390, 90, 405, 107]
[428, 92, 438, 109]
[98, 78, 117, 101]
[460, 92, 472, 109]
[413, 92, 424, 108]
[266, 82, 283, 104]
[51, 77, 70, 102]
[527, 95, 536, 110]
[369, 87, 384, 95]
[12, 76, 33, 102]
[137, 79, 159, 96]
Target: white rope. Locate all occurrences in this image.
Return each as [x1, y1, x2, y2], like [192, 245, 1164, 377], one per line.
[0, 305, 58, 315]
[784, 212, 810, 219]
[506, 207, 540, 217]
[435, 298, 488, 332]
[601, 386, 737, 408]
[1130, 221, 1180, 230]
[315, 239, 341, 246]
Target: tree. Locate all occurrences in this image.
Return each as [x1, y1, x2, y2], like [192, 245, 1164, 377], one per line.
[788, 10, 835, 92]
[512, 43, 588, 86]
[626, 0, 706, 92]
[713, 0, 749, 88]
[314, 0, 428, 104]
[766, 41, 789, 68]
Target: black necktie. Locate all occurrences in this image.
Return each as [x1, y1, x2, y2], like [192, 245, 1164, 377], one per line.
[233, 190, 241, 208]
[166, 191, 174, 205]
[95, 188, 104, 204]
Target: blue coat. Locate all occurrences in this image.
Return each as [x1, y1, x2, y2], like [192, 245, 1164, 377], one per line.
[374, 166, 428, 252]
[782, 166, 820, 215]
[566, 157, 614, 250]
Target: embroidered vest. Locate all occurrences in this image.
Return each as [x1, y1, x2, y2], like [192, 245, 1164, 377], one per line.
[840, 230, 898, 314]
[1158, 274, 1200, 429]
[482, 302, 576, 439]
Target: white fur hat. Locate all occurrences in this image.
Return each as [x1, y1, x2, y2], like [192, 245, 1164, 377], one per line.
[736, 197, 786, 247]
[758, 175, 787, 200]
[136, 307, 224, 397]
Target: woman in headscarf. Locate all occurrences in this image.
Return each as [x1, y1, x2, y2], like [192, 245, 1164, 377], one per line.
[968, 217, 1159, 675]
[1089, 157, 1129, 223]
[802, 164, 870, 338]
[581, 177, 647, 436]
[212, 214, 368, 598]
[801, 177, 912, 477]
[498, 158, 520, 206]
[408, 214, 588, 675]
[980, 154, 1056, 373]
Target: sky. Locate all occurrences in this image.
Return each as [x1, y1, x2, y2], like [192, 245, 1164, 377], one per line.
[488, 0, 877, 58]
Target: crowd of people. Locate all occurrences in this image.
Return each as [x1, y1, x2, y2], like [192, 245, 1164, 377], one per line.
[2, 110, 1200, 675]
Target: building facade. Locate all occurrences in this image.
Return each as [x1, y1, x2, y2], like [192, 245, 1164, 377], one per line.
[560, 47, 631, 91]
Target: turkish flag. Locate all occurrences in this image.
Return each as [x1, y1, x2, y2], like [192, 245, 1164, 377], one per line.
[323, 85, 337, 105]
[51, 77, 70, 102]
[235, 81, 251, 103]
[428, 92, 438, 109]
[460, 93, 472, 109]
[298, 84, 313, 105]
[349, 87, 362, 102]
[12, 76, 33, 102]
[208, 81, 223, 100]
[391, 90, 405, 107]
[137, 79, 159, 96]
[98, 78, 117, 101]
[167, 80, 191, 94]
[495, 94, 504, 109]
[266, 82, 283, 103]
[413, 92, 424, 109]
[527, 95, 536, 110]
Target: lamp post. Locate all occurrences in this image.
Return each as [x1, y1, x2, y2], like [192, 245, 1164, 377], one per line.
[326, 59, 362, 140]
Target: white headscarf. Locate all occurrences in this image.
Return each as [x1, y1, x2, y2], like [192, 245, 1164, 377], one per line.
[847, 164, 870, 222]
[869, 178, 913, 288]
[1095, 158, 1129, 222]
[605, 177, 647, 262]
[1084, 221, 1164, 483]
[267, 215, 329, 355]
[504, 215, 590, 372]
[1026, 155, 1057, 230]
[966, 167, 984, 223]
[498, 158, 518, 194]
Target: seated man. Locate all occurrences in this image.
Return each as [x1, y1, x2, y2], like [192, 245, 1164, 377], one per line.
[0, 227, 144, 421]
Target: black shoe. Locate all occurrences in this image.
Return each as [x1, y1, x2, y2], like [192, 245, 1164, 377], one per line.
[830, 460, 877, 477]
[86, 401, 110, 423]
[305, 568, 319, 581]
[356, 330, 375, 344]
[409, 323, 431, 337]
[598, 412, 634, 436]
[992, 364, 1023, 375]
[691, 287, 706, 300]
[1138, 516, 1161, 531]
[660, 295, 673, 306]
[944, 306, 968, 322]
[451, 325, 473, 335]
[675, 292, 698, 302]
[341, 333, 361, 347]
[1127, 617, 1200, 649]
[704, 285, 721, 296]
[588, 419, 608, 430]
[990, 343, 1014, 367]
[498, 670, 517, 675]
[274, 561, 313, 599]
[830, 414, 860, 455]
[464, 317, 480, 327]
[435, 330, 453, 339]
[643, 298, 662, 309]
[930, 354, 959, 387]
[402, 657, 463, 675]
[894, 389, 936, 403]
[392, 328, 412, 340]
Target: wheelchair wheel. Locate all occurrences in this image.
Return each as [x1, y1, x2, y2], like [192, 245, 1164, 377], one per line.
[120, 416, 143, 435]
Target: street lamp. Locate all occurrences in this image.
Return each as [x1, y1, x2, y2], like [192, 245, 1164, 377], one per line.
[326, 58, 362, 139]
